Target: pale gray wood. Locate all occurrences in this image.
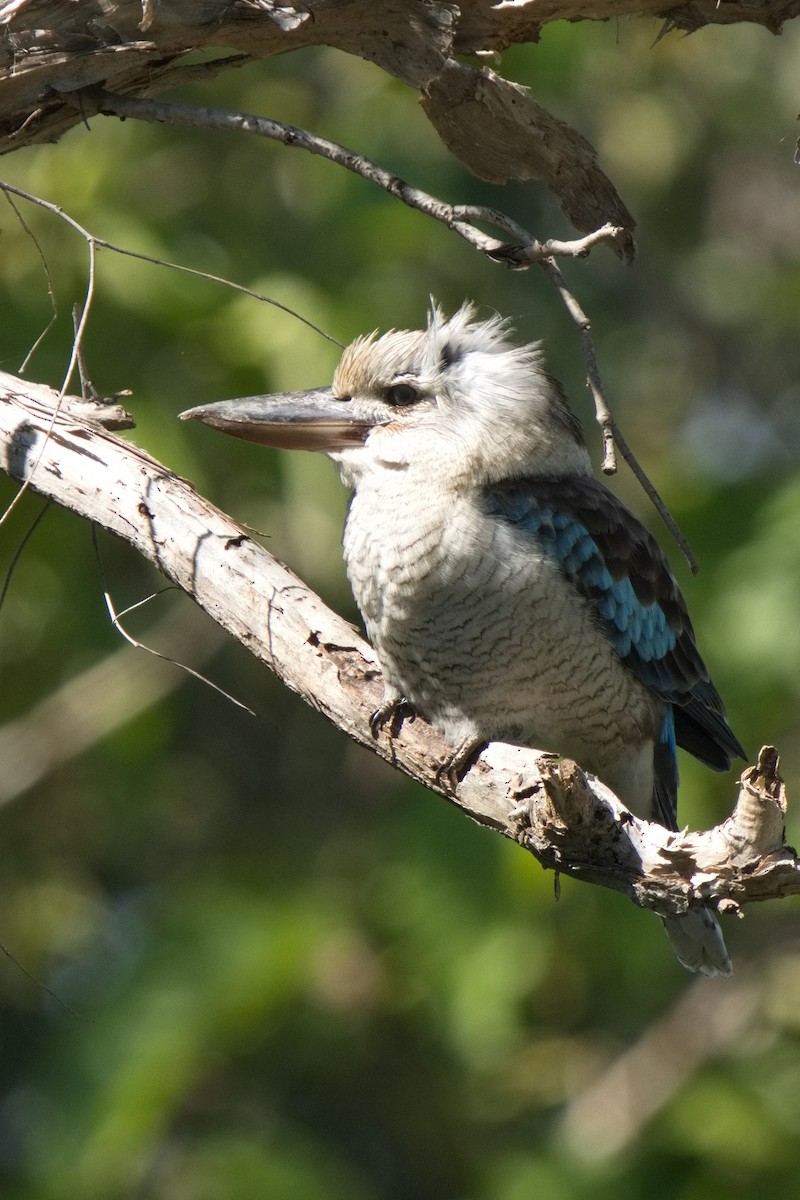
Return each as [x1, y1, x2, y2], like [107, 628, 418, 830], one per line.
[0, 369, 796, 937]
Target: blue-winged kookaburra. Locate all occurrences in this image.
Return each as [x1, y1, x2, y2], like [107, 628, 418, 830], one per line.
[181, 304, 745, 976]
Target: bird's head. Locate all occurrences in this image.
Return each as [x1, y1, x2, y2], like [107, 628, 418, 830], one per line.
[181, 304, 589, 484]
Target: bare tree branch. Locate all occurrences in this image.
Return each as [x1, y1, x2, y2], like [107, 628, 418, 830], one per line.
[82, 88, 630, 269]
[3, 1, 792, 162]
[560, 963, 765, 1158]
[420, 59, 636, 254]
[0, 368, 795, 938]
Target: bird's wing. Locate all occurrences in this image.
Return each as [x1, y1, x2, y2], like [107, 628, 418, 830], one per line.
[485, 476, 745, 820]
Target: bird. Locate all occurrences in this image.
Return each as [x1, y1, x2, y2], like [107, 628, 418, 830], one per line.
[181, 303, 745, 977]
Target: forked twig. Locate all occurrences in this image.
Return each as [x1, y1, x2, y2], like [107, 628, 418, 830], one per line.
[86, 88, 627, 269]
[91, 527, 256, 717]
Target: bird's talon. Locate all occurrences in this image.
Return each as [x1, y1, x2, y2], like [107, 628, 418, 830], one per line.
[370, 697, 414, 739]
[434, 761, 459, 794]
[435, 738, 487, 793]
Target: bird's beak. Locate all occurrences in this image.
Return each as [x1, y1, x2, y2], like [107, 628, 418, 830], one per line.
[179, 389, 373, 452]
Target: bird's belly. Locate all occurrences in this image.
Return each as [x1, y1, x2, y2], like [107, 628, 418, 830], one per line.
[344, 494, 661, 796]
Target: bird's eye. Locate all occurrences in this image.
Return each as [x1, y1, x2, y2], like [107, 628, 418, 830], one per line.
[384, 382, 422, 407]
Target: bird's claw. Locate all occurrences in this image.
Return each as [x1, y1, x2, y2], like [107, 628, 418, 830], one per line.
[369, 696, 415, 740]
[434, 737, 487, 794]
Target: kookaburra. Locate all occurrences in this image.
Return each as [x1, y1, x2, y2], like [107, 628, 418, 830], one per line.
[182, 303, 744, 976]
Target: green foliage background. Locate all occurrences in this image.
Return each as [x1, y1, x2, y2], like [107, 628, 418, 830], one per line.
[1, 19, 800, 1199]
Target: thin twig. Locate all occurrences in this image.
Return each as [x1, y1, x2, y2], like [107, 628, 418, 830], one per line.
[0, 223, 96, 527]
[92, 527, 257, 717]
[0, 177, 343, 527]
[612, 422, 699, 573]
[0, 596, 230, 808]
[1, 187, 59, 373]
[71, 303, 98, 400]
[538, 257, 619, 474]
[0, 939, 82, 1019]
[85, 88, 625, 268]
[539, 257, 699, 573]
[0, 501, 50, 615]
[0, 181, 343, 349]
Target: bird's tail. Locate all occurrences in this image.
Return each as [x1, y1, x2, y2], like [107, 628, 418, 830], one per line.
[662, 907, 732, 978]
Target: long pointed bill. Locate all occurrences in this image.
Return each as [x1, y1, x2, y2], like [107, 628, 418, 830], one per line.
[179, 389, 373, 452]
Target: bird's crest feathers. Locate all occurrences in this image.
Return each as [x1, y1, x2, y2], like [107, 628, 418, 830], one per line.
[333, 303, 586, 482]
[334, 304, 543, 398]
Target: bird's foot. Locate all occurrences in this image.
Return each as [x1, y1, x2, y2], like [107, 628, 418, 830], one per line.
[435, 737, 487, 794]
[369, 696, 416, 740]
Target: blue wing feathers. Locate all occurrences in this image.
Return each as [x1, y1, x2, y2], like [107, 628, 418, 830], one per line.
[485, 476, 746, 786]
[654, 709, 680, 828]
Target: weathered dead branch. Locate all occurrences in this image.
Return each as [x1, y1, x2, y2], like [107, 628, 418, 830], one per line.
[0, 368, 796, 935]
[3, 0, 796, 244]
